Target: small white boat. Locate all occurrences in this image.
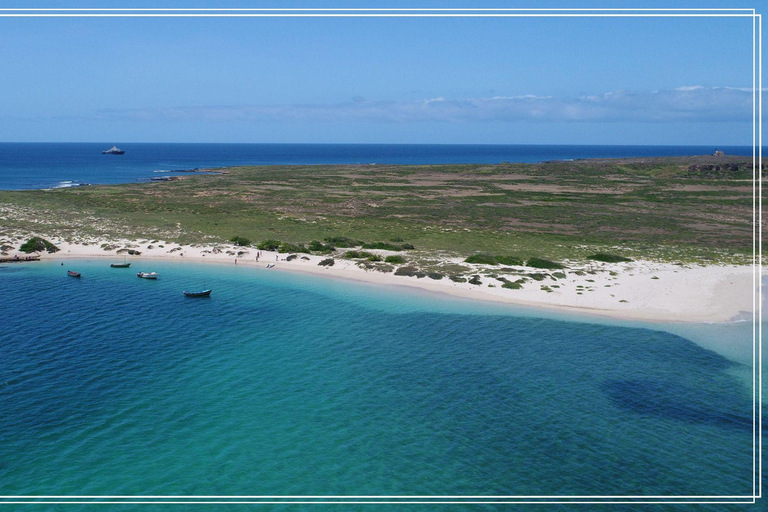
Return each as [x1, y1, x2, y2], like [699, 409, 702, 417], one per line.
[266, 263, 275, 268]
[137, 272, 159, 279]
[102, 145, 125, 155]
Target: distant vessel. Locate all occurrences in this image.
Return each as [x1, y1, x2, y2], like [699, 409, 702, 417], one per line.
[137, 272, 158, 279]
[102, 145, 125, 155]
[67, 270, 81, 278]
[183, 289, 212, 297]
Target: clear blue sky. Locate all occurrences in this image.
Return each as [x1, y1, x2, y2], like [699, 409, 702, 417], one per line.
[0, 1, 760, 144]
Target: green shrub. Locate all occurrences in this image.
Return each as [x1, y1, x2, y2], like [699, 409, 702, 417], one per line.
[526, 257, 564, 269]
[468, 275, 483, 285]
[366, 254, 383, 262]
[394, 266, 426, 278]
[389, 237, 404, 242]
[552, 272, 567, 279]
[362, 241, 402, 251]
[344, 250, 376, 259]
[324, 236, 361, 248]
[257, 239, 281, 251]
[427, 272, 444, 280]
[308, 240, 335, 253]
[19, 237, 59, 254]
[278, 243, 310, 254]
[318, 258, 334, 266]
[588, 253, 633, 263]
[502, 280, 524, 290]
[230, 236, 251, 246]
[384, 255, 406, 264]
[449, 275, 467, 283]
[528, 273, 548, 281]
[496, 255, 524, 266]
[401, 243, 415, 250]
[465, 253, 498, 265]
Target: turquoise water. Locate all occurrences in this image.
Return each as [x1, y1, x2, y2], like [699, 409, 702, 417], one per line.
[0, 260, 758, 504]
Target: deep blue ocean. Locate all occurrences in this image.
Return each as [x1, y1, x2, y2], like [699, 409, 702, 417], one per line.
[0, 142, 756, 190]
[0, 143, 761, 507]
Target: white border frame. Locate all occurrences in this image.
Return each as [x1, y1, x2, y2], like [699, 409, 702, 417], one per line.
[0, 7, 761, 505]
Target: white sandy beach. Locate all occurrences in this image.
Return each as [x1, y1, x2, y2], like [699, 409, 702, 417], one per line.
[3, 234, 759, 324]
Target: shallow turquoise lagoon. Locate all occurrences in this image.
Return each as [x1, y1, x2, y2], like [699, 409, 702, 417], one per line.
[0, 260, 758, 500]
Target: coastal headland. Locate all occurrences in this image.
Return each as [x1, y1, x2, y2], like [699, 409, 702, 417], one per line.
[0, 155, 760, 323]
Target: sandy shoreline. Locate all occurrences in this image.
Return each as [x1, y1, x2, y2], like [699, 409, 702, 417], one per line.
[3, 235, 759, 324]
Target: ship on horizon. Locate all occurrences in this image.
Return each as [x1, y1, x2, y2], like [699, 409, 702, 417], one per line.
[102, 145, 125, 155]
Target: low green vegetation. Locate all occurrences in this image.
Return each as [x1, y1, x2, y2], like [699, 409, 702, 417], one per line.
[465, 253, 524, 266]
[257, 239, 281, 251]
[318, 258, 334, 266]
[0, 155, 756, 265]
[308, 240, 335, 253]
[344, 250, 377, 260]
[394, 266, 426, 278]
[526, 258, 564, 270]
[324, 237, 361, 248]
[278, 242, 310, 254]
[229, 235, 251, 246]
[19, 237, 59, 253]
[384, 255, 406, 264]
[496, 255, 525, 266]
[361, 241, 414, 251]
[465, 253, 498, 265]
[588, 253, 634, 263]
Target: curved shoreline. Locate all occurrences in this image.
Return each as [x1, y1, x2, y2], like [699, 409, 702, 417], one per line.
[11, 237, 759, 325]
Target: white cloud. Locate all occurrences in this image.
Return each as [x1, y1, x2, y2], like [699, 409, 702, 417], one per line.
[94, 86, 753, 125]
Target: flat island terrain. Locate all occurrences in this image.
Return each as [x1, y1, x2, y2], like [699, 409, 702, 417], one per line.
[0, 154, 761, 322]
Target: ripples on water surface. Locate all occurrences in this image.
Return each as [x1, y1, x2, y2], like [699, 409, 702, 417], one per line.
[0, 261, 756, 499]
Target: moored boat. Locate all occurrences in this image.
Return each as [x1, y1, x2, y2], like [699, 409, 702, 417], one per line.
[137, 272, 159, 279]
[102, 145, 125, 155]
[110, 262, 130, 268]
[67, 271, 81, 278]
[183, 289, 212, 297]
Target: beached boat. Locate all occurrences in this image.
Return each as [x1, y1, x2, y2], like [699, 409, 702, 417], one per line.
[67, 271, 81, 278]
[137, 272, 159, 279]
[102, 145, 125, 155]
[183, 289, 212, 297]
[266, 263, 275, 268]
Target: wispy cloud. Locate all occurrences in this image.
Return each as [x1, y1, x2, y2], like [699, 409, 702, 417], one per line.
[93, 86, 753, 124]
